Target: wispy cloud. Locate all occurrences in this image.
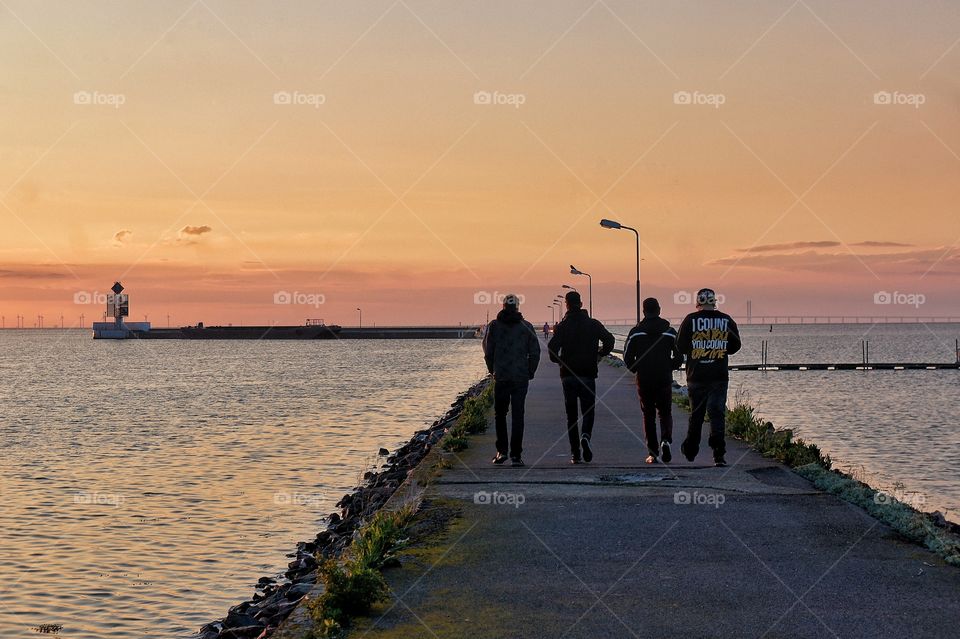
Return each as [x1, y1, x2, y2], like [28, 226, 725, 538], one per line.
[179, 225, 212, 237]
[737, 240, 913, 253]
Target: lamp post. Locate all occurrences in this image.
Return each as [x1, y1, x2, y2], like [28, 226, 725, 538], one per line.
[568, 265, 593, 317]
[552, 300, 561, 321]
[547, 305, 555, 323]
[599, 218, 640, 325]
[356, 307, 362, 329]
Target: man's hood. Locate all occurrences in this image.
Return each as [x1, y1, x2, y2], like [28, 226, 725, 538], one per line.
[497, 308, 524, 324]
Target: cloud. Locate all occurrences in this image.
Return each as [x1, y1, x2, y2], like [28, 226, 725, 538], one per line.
[113, 229, 133, 245]
[180, 225, 212, 236]
[711, 246, 960, 275]
[850, 240, 914, 248]
[738, 241, 840, 253]
[0, 267, 69, 279]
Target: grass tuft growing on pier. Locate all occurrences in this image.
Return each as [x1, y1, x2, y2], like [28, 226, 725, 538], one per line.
[725, 402, 831, 469]
[308, 503, 419, 637]
[440, 381, 493, 452]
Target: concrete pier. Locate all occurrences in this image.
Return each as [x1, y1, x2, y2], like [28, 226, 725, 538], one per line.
[350, 344, 960, 638]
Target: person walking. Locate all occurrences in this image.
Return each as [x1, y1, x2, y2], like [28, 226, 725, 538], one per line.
[676, 288, 741, 467]
[623, 298, 683, 464]
[543, 321, 550, 339]
[547, 291, 615, 464]
[482, 294, 541, 466]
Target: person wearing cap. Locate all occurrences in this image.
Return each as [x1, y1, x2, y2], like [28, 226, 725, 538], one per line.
[482, 293, 541, 467]
[676, 288, 742, 467]
[623, 298, 684, 464]
[547, 291, 615, 464]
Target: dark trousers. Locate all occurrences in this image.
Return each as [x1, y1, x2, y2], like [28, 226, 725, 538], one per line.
[494, 380, 529, 459]
[683, 381, 728, 460]
[638, 381, 673, 456]
[561, 375, 596, 457]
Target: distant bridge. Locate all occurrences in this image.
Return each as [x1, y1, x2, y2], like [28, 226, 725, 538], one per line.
[599, 315, 960, 326]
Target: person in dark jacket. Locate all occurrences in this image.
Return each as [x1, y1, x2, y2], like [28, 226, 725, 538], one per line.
[547, 291, 615, 463]
[623, 298, 683, 464]
[482, 294, 540, 466]
[675, 288, 742, 467]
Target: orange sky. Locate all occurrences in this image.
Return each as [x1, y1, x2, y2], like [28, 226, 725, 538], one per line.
[1, 0, 958, 327]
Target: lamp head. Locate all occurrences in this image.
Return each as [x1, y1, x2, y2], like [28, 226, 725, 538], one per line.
[570, 264, 581, 275]
[599, 218, 622, 229]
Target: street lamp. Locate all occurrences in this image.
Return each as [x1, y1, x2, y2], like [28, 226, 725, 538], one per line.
[599, 218, 640, 325]
[561, 284, 578, 292]
[569, 265, 593, 317]
[547, 305, 555, 323]
[356, 307, 362, 328]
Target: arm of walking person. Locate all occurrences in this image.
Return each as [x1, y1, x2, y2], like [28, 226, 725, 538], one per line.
[526, 323, 541, 379]
[668, 327, 684, 370]
[676, 315, 691, 356]
[482, 321, 496, 375]
[726, 317, 742, 356]
[623, 327, 639, 371]
[547, 325, 562, 364]
[597, 322, 615, 358]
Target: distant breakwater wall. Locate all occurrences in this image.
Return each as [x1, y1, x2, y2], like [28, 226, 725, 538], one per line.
[196, 375, 492, 639]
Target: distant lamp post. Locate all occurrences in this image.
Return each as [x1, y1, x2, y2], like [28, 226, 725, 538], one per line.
[568, 265, 593, 317]
[547, 305, 555, 323]
[356, 307, 362, 329]
[599, 218, 641, 325]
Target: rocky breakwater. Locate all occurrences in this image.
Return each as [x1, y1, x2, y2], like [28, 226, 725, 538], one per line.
[196, 377, 490, 639]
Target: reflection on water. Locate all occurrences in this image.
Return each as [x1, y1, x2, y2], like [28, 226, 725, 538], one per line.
[611, 323, 960, 521]
[0, 331, 486, 638]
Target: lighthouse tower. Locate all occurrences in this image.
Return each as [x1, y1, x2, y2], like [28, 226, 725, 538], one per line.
[92, 282, 151, 339]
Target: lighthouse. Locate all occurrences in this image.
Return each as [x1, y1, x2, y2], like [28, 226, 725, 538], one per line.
[92, 282, 151, 339]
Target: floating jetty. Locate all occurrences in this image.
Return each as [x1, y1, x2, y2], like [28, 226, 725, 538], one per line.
[730, 362, 960, 371]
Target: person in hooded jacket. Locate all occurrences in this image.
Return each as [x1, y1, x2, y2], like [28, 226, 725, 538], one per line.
[482, 294, 541, 466]
[547, 291, 615, 463]
[623, 298, 683, 464]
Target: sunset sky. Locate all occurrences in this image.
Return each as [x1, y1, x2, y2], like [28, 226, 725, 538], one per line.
[2, 0, 958, 326]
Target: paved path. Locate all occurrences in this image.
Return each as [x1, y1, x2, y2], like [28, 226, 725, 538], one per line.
[352, 346, 960, 639]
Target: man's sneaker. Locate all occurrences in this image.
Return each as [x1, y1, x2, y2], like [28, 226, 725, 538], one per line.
[570, 456, 581, 464]
[492, 452, 508, 465]
[645, 455, 658, 464]
[680, 440, 696, 462]
[511, 457, 525, 467]
[580, 436, 593, 463]
[661, 441, 672, 464]
[714, 456, 727, 467]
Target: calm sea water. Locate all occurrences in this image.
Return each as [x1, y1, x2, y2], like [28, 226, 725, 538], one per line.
[612, 322, 960, 521]
[0, 331, 487, 639]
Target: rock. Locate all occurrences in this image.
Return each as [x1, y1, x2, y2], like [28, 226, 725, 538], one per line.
[224, 610, 261, 629]
[286, 582, 314, 600]
[378, 447, 389, 456]
[221, 626, 266, 639]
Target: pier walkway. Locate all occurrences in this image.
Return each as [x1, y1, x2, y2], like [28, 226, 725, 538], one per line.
[352, 342, 960, 638]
